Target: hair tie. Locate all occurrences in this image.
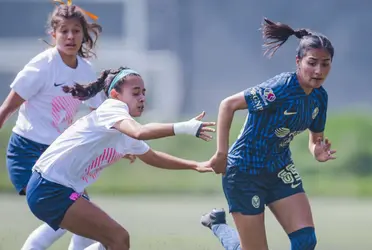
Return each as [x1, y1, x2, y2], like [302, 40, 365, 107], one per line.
[53, 0, 98, 21]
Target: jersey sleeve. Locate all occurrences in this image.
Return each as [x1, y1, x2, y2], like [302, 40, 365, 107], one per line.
[244, 75, 287, 113]
[10, 57, 46, 100]
[97, 99, 150, 155]
[128, 140, 150, 155]
[309, 89, 328, 133]
[96, 99, 134, 129]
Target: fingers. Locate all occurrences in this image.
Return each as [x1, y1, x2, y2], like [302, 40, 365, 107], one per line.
[200, 127, 215, 133]
[199, 167, 214, 173]
[324, 138, 332, 150]
[201, 122, 216, 128]
[123, 154, 137, 163]
[198, 133, 213, 141]
[194, 111, 206, 121]
[329, 149, 337, 154]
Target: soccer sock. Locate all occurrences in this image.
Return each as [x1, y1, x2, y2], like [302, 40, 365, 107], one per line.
[21, 223, 66, 250]
[68, 234, 96, 250]
[212, 224, 241, 250]
[288, 227, 317, 250]
[84, 242, 106, 250]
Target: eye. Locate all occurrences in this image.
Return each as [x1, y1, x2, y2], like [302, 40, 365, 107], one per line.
[307, 61, 316, 66]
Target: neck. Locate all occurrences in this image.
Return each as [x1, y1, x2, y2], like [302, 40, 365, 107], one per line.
[58, 49, 78, 69]
[296, 72, 313, 95]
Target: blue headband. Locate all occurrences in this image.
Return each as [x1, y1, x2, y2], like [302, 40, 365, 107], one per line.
[108, 69, 139, 95]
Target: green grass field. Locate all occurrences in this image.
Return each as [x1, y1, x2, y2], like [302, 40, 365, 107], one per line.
[0, 194, 371, 250]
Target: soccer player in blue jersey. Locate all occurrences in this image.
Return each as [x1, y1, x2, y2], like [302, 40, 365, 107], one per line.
[200, 18, 336, 250]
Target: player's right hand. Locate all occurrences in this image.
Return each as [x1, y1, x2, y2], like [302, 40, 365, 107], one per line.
[209, 151, 227, 174]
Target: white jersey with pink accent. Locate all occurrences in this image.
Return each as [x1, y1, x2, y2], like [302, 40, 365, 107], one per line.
[10, 47, 105, 145]
[33, 99, 150, 193]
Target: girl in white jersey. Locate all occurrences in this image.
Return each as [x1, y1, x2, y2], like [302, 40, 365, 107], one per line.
[26, 67, 215, 250]
[0, 2, 104, 249]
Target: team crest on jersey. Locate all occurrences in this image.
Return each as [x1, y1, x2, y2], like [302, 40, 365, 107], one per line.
[252, 195, 260, 208]
[264, 88, 276, 102]
[312, 107, 319, 119]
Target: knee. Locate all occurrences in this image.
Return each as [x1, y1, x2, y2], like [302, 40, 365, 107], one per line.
[109, 228, 130, 249]
[288, 227, 317, 250]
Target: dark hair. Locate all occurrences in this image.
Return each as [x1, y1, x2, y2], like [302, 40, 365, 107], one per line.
[261, 18, 334, 60]
[46, 4, 102, 59]
[62, 67, 141, 100]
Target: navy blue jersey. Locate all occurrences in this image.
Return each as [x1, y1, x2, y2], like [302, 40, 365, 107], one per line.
[228, 72, 328, 174]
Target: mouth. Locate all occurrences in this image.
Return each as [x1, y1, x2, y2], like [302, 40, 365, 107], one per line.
[312, 77, 323, 81]
[138, 106, 144, 112]
[65, 44, 77, 49]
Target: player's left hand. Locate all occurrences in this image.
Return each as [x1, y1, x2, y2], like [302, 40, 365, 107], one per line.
[194, 161, 214, 173]
[123, 154, 137, 163]
[314, 137, 336, 162]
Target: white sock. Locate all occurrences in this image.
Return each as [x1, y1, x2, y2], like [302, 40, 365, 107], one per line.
[21, 223, 66, 250]
[68, 234, 96, 250]
[84, 242, 106, 250]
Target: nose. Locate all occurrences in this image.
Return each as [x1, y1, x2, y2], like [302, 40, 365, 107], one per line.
[314, 64, 322, 75]
[67, 31, 74, 40]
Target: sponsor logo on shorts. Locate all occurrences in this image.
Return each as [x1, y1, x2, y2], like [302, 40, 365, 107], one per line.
[252, 195, 260, 208]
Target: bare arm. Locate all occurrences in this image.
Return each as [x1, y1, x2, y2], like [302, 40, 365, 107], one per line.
[112, 111, 215, 141]
[138, 149, 197, 170]
[216, 92, 248, 156]
[0, 90, 25, 129]
[308, 130, 324, 157]
[113, 119, 175, 140]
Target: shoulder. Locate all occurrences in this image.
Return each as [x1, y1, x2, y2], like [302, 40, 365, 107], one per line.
[97, 99, 129, 113]
[77, 57, 95, 71]
[76, 56, 96, 79]
[259, 72, 295, 89]
[255, 72, 296, 101]
[24, 47, 59, 71]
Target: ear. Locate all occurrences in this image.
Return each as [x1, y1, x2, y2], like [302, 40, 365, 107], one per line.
[295, 56, 301, 68]
[109, 88, 119, 99]
[50, 31, 56, 39]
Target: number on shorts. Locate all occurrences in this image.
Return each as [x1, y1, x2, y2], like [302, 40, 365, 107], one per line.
[277, 164, 301, 184]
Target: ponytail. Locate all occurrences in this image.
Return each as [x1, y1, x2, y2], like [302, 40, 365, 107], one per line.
[62, 69, 110, 100]
[261, 18, 311, 58]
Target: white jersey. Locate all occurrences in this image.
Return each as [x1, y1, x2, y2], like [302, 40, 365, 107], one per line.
[11, 47, 105, 145]
[33, 99, 150, 193]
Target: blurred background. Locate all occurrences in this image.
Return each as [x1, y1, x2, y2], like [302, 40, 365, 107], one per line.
[0, 0, 371, 249]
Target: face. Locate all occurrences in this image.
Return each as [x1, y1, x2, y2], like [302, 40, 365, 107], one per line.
[111, 75, 146, 117]
[296, 48, 332, 89]
[53, 17, 84, 57]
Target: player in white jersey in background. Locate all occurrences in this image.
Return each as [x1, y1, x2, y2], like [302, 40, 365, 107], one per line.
[0, 1, 105, 249]
[26, 67, 215, 250]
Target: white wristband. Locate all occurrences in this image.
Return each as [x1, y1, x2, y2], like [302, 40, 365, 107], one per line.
[173, 119, 203, 136]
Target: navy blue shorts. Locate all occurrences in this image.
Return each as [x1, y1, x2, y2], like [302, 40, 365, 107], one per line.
[222, 164, 304, 215]
[26, 171, 88, 231]
[6, 132, 49, 195]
